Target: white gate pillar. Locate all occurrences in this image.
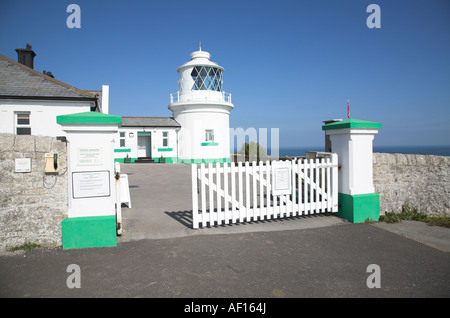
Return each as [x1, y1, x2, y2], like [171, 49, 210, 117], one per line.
[57, 111, 122, 249]
[322, 119, 382, 223]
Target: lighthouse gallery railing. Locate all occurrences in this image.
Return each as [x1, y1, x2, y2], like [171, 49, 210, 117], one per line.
[170, 91, 232, 104]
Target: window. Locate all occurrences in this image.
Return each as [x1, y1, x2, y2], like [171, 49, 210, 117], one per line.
[205, 129, 214, 142]
[15, 112, 31, 135]
[119, 132, 126, 147]
[162, 131, 168, 147]
[191, 66, 223, 91]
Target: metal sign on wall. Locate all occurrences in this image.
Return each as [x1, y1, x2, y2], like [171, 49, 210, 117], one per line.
[15, 158, 31, 173]
[72, 171, 111, 199]
[77, 147, 103, 166]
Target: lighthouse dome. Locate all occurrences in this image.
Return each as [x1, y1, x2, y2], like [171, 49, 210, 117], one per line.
[177, 48, 223, 71]
[190, 50, 210, 61]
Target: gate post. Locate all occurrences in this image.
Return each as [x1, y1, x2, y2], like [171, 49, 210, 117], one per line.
[322, 119, 382, 223]
[57, 111, 122, 249]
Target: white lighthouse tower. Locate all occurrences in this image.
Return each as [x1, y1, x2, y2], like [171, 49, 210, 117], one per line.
[169, 45, 234, 164]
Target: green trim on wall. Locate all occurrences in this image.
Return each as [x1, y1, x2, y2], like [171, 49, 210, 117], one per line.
[157, 148, 173, 151]
[137, 133, 151, 137]
[322, 118, 382, 131]
[114, 148, 131, 152]
[61, 215, 117, 249]
[57, 111, 122, 125]
[179, 158, 230, 164]
[338, 193, 380, 223]
[201, 142, 219, 146]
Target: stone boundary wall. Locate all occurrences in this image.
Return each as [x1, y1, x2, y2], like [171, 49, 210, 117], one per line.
[373, 153, 450, 215]
[0, 133, 67, 250]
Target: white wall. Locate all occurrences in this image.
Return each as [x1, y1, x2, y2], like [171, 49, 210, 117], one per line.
[174, 106, 230, 161]
[113, 127, 138, 160]
[150, 128, 178, 159]
[0, 100, 92, 137]
[326, 128, 378, 195]
[63, 126, 118, 218]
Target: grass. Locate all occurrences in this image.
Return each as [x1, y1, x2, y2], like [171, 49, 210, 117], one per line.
[379, 204, 450, 228]
[6, 242, 41, 252]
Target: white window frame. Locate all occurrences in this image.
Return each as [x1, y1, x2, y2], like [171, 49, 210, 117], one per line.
[162, 131, 169, 147]
[15, 112, 31, 135]
[205, 129, 214, 142]
[119, 131, 126, 148]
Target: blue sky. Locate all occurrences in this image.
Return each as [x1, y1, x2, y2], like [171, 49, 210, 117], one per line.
[1, 0, 449, 148]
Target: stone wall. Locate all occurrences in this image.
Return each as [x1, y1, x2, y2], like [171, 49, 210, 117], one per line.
[0, 133, 68, 250]
[373, 153, 450, 215]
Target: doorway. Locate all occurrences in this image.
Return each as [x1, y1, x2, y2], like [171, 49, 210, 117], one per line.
[137, 133, 151, 158]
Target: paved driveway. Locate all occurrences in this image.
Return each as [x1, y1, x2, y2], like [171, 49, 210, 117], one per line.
[117, 163, 450, 253]
[118, 163, 194, 241]
[117, 163, 347, 243]
[1, 223, 449, 298]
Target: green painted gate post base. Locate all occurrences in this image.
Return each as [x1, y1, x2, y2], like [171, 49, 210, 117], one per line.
[338, 193, 380, 223]
[61, 215, 117, 249]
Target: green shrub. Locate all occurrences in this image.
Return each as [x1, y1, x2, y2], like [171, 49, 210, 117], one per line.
[6, 242, 41, 252]
[379, 204, 450, 228]
[424, 215, 450, 228]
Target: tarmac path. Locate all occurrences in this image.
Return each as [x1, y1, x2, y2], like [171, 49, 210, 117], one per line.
[0, 223, 449, 298]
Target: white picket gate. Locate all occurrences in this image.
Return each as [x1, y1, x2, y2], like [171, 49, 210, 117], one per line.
[191, 154, 338, 229]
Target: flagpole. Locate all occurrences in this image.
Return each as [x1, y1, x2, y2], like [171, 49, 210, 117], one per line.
[347, 98, 350, 119]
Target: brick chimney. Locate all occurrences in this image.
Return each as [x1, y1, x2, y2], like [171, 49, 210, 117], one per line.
[15, 44, 36, 69]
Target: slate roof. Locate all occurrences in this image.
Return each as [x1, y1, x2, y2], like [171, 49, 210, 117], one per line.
[121, 117, 181, 128]
[0, 53, 97, 100]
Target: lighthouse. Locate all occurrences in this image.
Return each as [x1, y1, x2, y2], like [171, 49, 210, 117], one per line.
[169, 46, 234, 164]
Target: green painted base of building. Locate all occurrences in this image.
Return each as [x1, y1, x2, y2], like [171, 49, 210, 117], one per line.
[114, 158, 138, 163]
[153, 157, 178, 163]
[114, 157, 230, 164]
[61, 215, 117, 249]
[338, 193, 380, 223]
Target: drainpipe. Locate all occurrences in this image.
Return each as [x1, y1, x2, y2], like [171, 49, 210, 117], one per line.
[115, 162, 122, 235]
[176, 127, 180, 163]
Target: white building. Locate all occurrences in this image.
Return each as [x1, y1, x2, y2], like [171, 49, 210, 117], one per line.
[0, 45, 108, 138]
[114, 117, 180, 163]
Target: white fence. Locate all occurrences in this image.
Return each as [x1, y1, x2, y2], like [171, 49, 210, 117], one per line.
[191, 154, 339, 229]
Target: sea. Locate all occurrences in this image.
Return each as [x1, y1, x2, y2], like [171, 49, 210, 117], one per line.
[272, 145, 450, 157]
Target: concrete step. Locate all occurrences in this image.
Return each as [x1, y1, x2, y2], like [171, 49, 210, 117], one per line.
[134, 157, 155, 163]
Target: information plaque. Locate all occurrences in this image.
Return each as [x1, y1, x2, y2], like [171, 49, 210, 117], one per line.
[271, 161, 291, 195]
[15, 158, 31, 173]
[72, 171, 110, 199]
[77, 147, 103, 166]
